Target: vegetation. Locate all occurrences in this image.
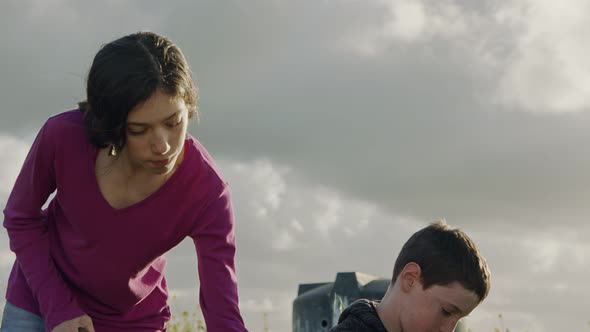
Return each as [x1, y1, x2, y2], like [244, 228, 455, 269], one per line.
[168, 310, 205, 332]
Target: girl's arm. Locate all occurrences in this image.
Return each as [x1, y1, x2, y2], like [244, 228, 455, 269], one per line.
[190, 186, 248, 332]
[3, 118, 86, 331]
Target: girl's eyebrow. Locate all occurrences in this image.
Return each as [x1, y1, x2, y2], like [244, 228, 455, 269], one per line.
[127, 111, 179, 126]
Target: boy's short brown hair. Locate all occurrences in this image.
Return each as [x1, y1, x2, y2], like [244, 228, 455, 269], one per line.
[392, 220, 491, 301]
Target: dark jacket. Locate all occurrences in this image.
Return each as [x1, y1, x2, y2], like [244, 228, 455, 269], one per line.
[329, 299, 388, 332]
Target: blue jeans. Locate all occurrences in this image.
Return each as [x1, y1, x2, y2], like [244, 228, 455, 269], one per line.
[0, 302, 44, 332]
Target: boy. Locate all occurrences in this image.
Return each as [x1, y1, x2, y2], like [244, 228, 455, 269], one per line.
[329, 220, 490, 332]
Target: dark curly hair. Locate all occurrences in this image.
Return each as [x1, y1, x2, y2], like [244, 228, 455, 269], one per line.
[78, 31, 198, 151]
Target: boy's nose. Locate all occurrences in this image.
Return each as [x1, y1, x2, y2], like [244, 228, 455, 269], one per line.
[440, 319, 459, 332]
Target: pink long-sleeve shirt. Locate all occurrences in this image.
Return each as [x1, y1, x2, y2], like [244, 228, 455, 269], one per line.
[3, 110, 247, 332]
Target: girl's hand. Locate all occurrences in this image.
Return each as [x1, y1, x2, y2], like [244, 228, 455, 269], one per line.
[50, 314, 95, 332]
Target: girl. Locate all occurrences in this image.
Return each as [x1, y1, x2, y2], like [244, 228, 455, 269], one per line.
[2, 32, 248, 332]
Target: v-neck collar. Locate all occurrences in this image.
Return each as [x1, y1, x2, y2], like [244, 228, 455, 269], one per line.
[91, 140, 190, 215]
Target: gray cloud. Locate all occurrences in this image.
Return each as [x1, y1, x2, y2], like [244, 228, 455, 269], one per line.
[165, 158, 589, 331]
[1, 132, 588, 331]
[2, 1, 590, 331]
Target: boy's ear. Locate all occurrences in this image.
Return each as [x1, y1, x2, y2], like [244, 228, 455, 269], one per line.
[400, 262, 422, 293]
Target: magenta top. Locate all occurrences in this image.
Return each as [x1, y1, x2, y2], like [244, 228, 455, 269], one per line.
[3, 111, 247, 332]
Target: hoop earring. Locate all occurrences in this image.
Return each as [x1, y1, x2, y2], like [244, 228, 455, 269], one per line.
[108, 145, 117, 156]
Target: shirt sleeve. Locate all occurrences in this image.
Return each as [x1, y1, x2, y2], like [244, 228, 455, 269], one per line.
[190, 185, 248, 332]
[2, 119, 86, 331]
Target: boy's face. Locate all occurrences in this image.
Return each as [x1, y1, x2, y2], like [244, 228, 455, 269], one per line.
[399, 281, 479, 332]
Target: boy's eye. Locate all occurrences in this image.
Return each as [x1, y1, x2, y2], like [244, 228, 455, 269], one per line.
[441, 308, 452, 317]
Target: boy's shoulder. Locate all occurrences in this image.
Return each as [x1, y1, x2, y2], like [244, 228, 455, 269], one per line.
[329, 299, 388, 332]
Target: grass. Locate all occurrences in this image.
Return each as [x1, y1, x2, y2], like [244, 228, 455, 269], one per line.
[167, 310, 206, 332]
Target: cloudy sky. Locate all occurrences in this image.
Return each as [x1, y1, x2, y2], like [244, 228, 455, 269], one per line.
[1, 0, 590, 331]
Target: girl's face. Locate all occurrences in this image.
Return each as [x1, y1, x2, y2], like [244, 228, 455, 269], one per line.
[123, 89, 189, 175]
